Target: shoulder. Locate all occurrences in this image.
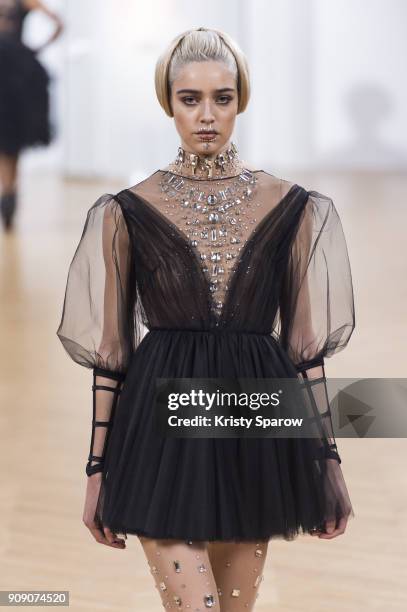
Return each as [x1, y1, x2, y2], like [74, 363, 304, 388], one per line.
[257, 170, 304, 201]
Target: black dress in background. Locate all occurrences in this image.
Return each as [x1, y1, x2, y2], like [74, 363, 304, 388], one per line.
[56, 168, 356, 542]
[0, 0, 52, 155]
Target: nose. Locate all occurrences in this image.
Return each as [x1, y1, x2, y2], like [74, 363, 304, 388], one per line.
[200, 99, 216, 124]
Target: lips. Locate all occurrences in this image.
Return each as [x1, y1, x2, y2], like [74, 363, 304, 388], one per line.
[196, 131, 218, 135]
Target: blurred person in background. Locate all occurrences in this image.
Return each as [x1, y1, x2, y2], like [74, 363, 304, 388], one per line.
[0, 0, 63, 231]
[56, 27, 356, 611]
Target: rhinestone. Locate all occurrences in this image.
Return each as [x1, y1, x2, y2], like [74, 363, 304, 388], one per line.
[217, 588, 222, 595]
[159, 582, 167, 591]
[204, 594, 215, 607]
[225, 561, 231, 567]
[173, 595, 182, 606]
[254, 575, 262, 587]
[231, 589, 241, 597]
[187, 540, 193, 545]
[157, 160, 260, 311]
[255, 548, 263, 557]
[173, 560, 181, 572]
[151, 565, 159, 574]
[197, 564, 207, 573]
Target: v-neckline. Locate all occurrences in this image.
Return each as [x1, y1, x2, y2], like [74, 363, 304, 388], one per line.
[122, 182, 305, 322]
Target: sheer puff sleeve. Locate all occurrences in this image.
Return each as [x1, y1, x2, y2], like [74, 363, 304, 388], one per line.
[56, 194, 133, 480]
[280, 189, 355, 372]
[56, 193, 132, 375]
[279, 190, 356, 529]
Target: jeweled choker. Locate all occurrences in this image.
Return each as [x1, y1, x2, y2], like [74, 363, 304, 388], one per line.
[167, 141, 243, 180]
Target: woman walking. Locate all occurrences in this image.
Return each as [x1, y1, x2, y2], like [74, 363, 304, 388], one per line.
[0, 0, 63, 230]
[57, 27, 356, 611]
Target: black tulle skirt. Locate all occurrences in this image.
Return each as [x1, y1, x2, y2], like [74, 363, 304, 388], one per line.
[0, 35, 52, 155]
[98, 329, 350, 542]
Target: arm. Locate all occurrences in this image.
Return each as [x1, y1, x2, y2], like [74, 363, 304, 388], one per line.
[23, 0, 64, 51]
[279, 191, 356, 536]
[57, 194, 132, 482]
[280, 190, 355, 462]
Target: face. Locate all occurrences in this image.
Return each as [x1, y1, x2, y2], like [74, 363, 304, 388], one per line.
[170, 60, 239, 158]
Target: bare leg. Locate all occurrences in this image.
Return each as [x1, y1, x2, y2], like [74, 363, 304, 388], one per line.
[0, 153, 19, 229]
[207, 540, 269, 611]
[139, 536, 220, 610]
[0, 153, 19, 195]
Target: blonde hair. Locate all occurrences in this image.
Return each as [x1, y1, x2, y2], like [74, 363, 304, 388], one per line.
[155, 27, 250, 117]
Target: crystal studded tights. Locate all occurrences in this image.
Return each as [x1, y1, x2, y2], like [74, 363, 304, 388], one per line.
[139, 537, 268, 610]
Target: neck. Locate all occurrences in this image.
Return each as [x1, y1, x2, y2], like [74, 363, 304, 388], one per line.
[168, 141, 243, 179]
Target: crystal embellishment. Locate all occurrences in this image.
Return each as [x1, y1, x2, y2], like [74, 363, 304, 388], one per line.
[158, 168, 259, 320]
[204, 594, 216, 607]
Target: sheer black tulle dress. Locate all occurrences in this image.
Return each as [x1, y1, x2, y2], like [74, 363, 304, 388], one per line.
[0, 0, 52, 154]
[56, 168, 356, 542]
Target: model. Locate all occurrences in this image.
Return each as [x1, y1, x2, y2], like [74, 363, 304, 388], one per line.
[0, 0, 63, 230]
[56, 27, 356, 611]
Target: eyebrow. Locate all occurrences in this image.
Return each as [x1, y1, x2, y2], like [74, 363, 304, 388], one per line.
[175, 88, 236, 94]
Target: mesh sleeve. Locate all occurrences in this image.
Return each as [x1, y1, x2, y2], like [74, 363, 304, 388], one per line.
[56, 193, 132, 375]
[279, 190, 356, 463]
[56, 194, 132, 485]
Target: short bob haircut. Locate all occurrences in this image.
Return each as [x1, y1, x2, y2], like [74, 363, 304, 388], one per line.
[155, 27, 250, 117]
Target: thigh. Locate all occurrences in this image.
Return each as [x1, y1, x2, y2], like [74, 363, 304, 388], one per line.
[139, 536, 221, 610]
[207, 540, 269, 611]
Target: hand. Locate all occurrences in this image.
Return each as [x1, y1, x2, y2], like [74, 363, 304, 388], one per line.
[82, 473, 126, 549]
[310, 515, 348, 539]
[310, 459, 352, 539]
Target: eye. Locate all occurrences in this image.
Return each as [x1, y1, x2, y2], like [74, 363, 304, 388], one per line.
[217, 96, 233, 104]
[182, 97, 197, 105]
